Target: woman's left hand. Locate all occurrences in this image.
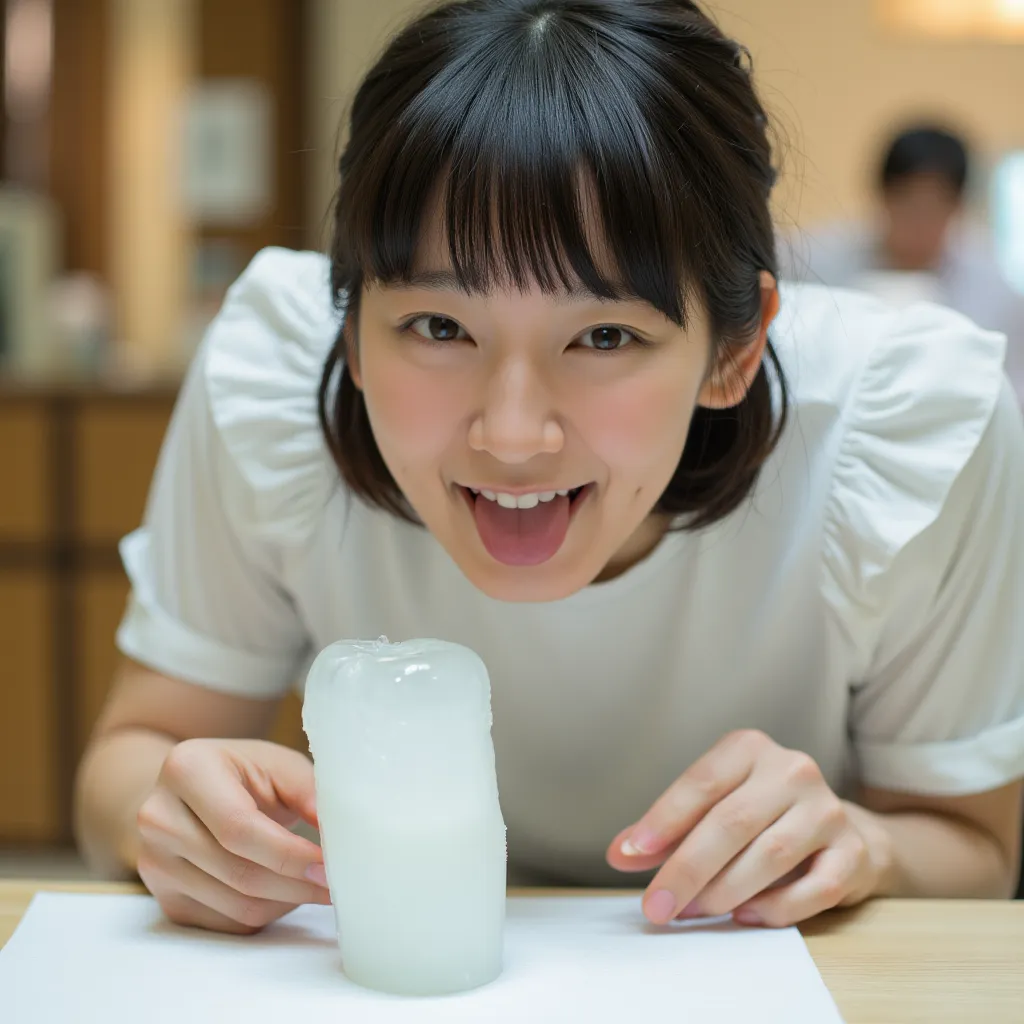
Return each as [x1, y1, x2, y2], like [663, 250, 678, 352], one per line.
[606, 730, 885, 927]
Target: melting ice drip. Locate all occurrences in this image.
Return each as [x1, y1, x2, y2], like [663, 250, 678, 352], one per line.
[302, 637, 507, 996]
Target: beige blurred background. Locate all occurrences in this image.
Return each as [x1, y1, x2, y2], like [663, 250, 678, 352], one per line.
[0, 0, 1022, 871]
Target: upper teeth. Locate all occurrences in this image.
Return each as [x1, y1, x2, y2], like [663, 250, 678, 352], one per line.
[475, 489, 569, 508]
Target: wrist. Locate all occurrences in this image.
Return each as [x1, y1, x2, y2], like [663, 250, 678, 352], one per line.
[75, 727, 176, 880]
[841, 800, 898, 900]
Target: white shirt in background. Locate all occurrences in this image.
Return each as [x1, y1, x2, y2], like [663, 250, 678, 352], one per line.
[780, 219, 1024, 405]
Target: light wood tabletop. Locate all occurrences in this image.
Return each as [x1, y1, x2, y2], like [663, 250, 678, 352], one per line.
[2, 879, 1022, 1022]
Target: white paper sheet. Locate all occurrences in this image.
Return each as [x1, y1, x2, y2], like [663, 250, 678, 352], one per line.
[1, 893, 843, 1023]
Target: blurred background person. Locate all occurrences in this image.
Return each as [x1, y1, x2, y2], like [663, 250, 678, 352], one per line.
[782, 123, 1024, 403]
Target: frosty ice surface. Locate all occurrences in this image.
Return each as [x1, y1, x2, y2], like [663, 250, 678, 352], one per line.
[302, 637, 507, 996]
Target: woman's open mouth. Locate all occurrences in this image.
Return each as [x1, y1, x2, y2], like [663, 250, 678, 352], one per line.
[458, 484, 594, 566]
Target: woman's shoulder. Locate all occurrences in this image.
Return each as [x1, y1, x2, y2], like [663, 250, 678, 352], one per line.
[204, 246, 338, 374]
[774, 279, 1008, 452]
[773, 280, 1004, 409]
[197, 246, 345, 542]
[772, 281, 1012, 617]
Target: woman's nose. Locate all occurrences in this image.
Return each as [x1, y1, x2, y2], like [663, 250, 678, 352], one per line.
[468, 360, 564, 463]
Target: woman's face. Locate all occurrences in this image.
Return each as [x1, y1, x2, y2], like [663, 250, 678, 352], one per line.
[352, 222, 769, 603]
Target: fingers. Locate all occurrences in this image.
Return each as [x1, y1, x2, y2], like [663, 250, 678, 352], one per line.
[201, 846, 332, 907]
[620, 731, 768, 858]
[143, 851, 299, 933]
[732, 836, 863, 928]
[178, 809, 331, 907]
[140, 769, 330, 907]
[174, 856, 298, 930]
[606, 826, 679, 873]
[139, 740, 332, 937]
[640, 778, 791, 923]
[675, 799, 845, 919]
[610, 737, 847, 927]
[160, 893, 262, 936]
[161, 741, 324, 882]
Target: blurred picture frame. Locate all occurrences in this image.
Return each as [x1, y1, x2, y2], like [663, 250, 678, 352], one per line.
[182, 78, 274, 227]
[0, 187, 58, 378]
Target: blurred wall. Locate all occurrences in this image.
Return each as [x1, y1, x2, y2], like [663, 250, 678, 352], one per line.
[108, 0, 194, 374]
[306, 0, 1024, 239]
[714, 0, 1024, 229]
[307, 0, 423, 248]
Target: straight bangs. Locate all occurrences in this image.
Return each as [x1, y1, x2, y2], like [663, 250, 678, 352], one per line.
[332, 2, 771, 337]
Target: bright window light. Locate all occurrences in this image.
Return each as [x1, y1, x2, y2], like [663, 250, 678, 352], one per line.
[993, 152, 1024, 294]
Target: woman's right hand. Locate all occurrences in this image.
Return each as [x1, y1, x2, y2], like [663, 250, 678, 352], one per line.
[136, 738, 332, 935]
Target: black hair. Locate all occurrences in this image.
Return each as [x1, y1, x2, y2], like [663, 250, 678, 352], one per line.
[320, 0, 788, 531]
[879, 124, 970, 196]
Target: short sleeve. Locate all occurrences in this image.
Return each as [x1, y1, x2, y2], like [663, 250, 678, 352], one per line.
[116, 248, 341, 698]
[822, 300, 1024, 795]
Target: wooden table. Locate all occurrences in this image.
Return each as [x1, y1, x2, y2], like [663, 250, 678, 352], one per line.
[2, 880, 1022, 1022]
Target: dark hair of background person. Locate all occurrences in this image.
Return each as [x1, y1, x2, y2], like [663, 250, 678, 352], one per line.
[878, 124, 971, 197]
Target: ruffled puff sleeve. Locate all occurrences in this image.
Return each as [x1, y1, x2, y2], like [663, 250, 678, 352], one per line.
[116, 248, 344, 698]
[823, 300, 1024, 796]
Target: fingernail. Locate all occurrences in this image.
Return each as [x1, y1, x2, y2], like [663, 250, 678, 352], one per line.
[621, 827, 657, 857]
[734, 909, 762, 926]
[305, 863, 328, 887]
[645, 889, 678, 925]
[676, 900, 702, 919]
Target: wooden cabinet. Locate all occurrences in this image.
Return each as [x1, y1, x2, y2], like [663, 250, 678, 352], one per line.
[0, 388, 176, 844]
[76, 403, 172, 545]
[67, 395, 179, 786]
[0, 403, 51, 543]
[0, 397, 59, 842]
[0, 572, 57, 841]
[0, 385, 308, 846]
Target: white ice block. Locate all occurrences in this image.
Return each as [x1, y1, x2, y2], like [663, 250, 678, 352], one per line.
[302, 637, 507, 996]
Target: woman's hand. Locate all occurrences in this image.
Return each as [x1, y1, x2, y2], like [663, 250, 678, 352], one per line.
[136, 738, 332, 935]
[607, 730, 885, 927]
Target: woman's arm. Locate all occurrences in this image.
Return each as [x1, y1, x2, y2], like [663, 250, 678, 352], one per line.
[74, 657, 285, 879]
[849, 781, 1023, 900]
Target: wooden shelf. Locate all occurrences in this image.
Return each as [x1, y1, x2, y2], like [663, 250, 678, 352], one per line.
[0, 572, 57, 842]
[0, 403, 52, 544]
[0, 385, 308, 844]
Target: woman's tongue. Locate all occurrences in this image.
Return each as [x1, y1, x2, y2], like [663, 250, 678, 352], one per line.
[473, 493, 571, 566]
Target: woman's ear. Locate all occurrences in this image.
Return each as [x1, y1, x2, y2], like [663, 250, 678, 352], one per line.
[343, 318, 363, 391]
[698, 271, 779, 410]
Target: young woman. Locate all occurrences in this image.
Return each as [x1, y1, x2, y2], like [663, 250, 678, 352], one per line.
[75, 0, 1024, 936]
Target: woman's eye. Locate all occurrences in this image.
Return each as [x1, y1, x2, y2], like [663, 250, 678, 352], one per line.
[408, 315, 468, 343]
[578, 325, 635, 352]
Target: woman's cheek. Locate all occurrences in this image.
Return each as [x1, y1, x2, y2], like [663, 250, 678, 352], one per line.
[584, 374, 696, 473]
[364, 359, 465, 466]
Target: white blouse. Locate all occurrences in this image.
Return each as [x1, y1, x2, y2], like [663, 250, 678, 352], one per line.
[117, 247, 1024, 885]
